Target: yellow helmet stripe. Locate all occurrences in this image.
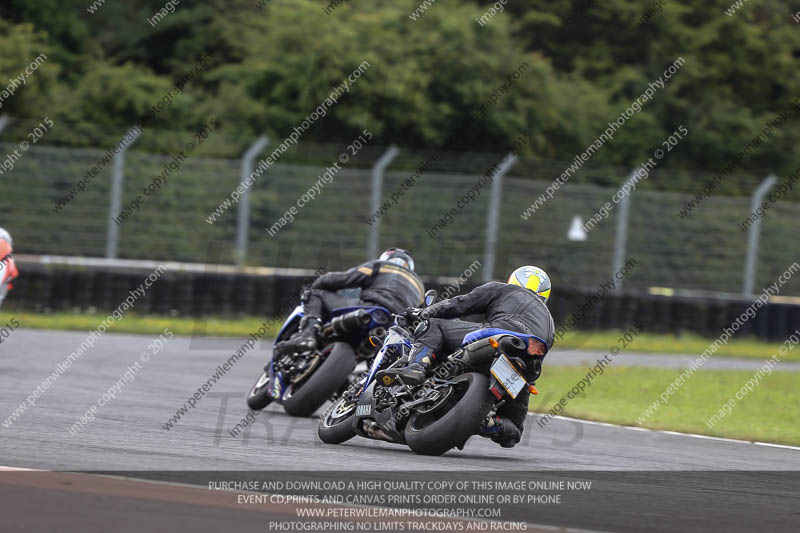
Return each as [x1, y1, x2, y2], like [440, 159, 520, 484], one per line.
[525, 276, 541, 292]
[539, 288, 551, 300]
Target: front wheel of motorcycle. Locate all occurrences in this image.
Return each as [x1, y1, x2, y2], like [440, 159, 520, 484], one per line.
[246, 369, 275, 411]
[318, 394, 358, 444]
[404, 372, 493, 456]
[283, 342, 357, 417]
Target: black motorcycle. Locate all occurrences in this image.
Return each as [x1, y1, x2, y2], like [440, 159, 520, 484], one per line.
[318, 292, 545, 455]
[246, 301, 392, 417]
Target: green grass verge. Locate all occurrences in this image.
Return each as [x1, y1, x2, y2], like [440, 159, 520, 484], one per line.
[556, 329, 797, 361]
[4, 310, 795, 444]
[530, 366, 800, 446]
[0, 311, 283, 338]
[1, 311, 795, 361]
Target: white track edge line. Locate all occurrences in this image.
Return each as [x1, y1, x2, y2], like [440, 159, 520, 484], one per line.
[528, 413, 800, 451]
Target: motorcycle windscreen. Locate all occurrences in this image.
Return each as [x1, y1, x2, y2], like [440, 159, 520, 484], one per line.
[275, 304, 304, 342]
[362, 329, 409, 389]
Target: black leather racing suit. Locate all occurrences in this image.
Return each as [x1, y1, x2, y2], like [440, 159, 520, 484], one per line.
[305, 260, 424, 318]
[415, 281, 555, 438]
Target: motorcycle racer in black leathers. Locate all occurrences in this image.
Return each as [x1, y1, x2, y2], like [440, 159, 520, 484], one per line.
[379, 265, 555, 448]
[277, 248, 424, 353]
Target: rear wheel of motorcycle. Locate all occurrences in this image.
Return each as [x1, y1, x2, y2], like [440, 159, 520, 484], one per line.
[246, 370, 274, 411]
[318, 395, 358, 444]
[404, 372, 493, 456]
[283, 342, 357, 417]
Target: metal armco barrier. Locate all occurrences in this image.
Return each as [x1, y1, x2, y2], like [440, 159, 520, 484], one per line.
[6, 258, 799, 342]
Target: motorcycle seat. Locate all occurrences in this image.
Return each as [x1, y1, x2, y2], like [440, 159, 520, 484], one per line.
[331, 305, 391, 318]
[462, 328, 548, 350]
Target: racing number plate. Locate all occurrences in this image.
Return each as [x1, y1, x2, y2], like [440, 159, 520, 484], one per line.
[490, 354, 526, 399]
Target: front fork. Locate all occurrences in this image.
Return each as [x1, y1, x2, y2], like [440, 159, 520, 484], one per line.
[267, 361, 287, 401]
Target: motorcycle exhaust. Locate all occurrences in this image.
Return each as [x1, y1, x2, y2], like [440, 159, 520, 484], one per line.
[368, 326, 386, 340]
[500, 336, 527, 355]
[357, 327, 386, 358]
[328, 309, 372, 337]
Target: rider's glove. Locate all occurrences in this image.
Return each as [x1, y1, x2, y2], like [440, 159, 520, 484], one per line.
[300, 289, 312, 303]
[403, 307, 424, 324]
[479, 416, 522, 448]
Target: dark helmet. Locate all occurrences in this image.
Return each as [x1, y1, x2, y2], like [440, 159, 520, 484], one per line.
[379, 247, 415, 271]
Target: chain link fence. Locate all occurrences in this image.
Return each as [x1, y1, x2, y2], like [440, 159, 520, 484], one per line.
[2, 127, 799, 298]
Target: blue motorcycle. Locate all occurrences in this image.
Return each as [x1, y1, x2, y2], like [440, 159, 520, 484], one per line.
[318, 291, 545, 455]
[246, 302, 392, 417]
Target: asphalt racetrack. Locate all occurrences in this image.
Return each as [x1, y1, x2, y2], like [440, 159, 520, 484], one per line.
[2, 329, 799, 532]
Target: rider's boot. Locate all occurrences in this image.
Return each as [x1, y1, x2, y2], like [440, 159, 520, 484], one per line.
[479, 415, 522, 448]
[277, 316, 322, 353]
[376, 344, 435, 387]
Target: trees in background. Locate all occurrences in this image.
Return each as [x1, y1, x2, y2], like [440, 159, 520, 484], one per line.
[1, 0, 798, 192]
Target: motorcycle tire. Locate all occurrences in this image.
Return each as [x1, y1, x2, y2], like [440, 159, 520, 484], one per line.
[246, 370, 275, 411]
[318, 395, 359, 444]
[404, 372, 492, 456]
[283, 342, 357, 417]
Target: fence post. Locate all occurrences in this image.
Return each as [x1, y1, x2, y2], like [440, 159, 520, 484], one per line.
[611, 169, 639, 290]
[483, 153, 518, 282]
[0, 114, 9, 133]
[236, 136, 269, 267]
[367, 145, 399, 260]
[743, 174, 777, 296]
[105, 127, 142, 259]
